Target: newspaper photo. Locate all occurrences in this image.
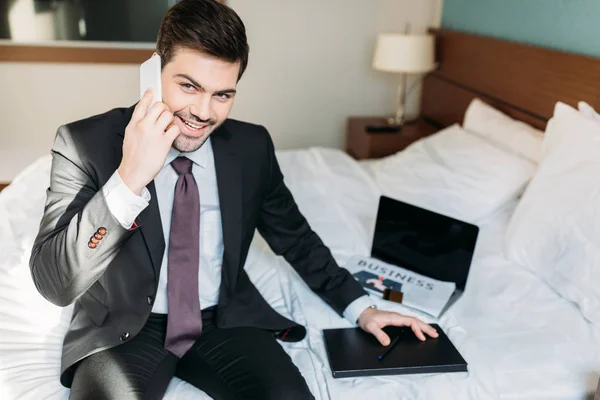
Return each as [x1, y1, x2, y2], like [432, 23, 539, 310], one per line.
[345, 255, 456, 318]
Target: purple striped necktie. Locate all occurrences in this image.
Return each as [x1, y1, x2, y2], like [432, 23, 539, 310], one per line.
[164, 156, 203, 357]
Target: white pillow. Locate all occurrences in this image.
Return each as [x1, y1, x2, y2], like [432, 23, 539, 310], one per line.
[505, 102, 600, 325]
[463, 98, 544, 164]
[370, 124, 537, 224]
[578, 101, 600, 123]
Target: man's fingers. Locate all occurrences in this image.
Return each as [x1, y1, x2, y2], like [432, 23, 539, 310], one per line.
[146, 102, 170, 123]
[387, 314, 438, 341]
[410, 322, 427, 341]
[132, 88, 154, 122]
[165, 124, 181, 143]
[156, 110, 174, 132]
[362, 311, 439, 345]
[420, 321, 439, 338]
[369, 324, 391, 346]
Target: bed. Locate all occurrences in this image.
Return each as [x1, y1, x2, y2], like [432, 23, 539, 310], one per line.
[2, 29, 600, 399]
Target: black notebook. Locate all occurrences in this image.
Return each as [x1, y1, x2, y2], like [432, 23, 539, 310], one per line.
[323, 324, 467, 378]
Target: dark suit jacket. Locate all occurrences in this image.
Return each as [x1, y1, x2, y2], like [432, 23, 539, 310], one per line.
[29, 104, 367, 387]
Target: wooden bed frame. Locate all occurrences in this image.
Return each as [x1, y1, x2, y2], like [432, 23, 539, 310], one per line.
[421, 29, 600, 131]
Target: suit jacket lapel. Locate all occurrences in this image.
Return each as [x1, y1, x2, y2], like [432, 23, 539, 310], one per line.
[137, 180, 165, 284]
[211, 125, 242, 295]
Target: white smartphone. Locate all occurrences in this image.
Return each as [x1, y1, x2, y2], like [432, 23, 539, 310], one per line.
[139, 54, 162, 111]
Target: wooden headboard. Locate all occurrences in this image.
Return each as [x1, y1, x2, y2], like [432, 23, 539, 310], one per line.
[421, 29, 600, 130]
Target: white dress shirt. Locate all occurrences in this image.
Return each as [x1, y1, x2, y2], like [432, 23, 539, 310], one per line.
[103, 138, 372, 323]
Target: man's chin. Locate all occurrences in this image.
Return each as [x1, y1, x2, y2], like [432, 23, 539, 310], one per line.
[172, 130, 212, 153]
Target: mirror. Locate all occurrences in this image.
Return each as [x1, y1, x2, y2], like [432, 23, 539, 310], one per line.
[0, 0, 225, 63]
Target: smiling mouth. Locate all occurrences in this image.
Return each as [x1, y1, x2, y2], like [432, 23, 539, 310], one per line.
[177, 116, 208, 131]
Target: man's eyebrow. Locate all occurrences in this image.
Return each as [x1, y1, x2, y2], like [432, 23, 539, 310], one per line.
[215, 89, 237, 95]
[173, 73, 236, 94]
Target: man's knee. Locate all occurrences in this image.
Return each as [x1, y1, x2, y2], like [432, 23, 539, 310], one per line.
[68, 348, 173, 400]
[69, 355, 145, 400]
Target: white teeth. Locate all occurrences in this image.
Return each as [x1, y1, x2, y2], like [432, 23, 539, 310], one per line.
[180, 117, 203, 130]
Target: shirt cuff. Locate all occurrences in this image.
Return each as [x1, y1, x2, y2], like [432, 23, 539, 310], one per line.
[342, 295, 375, 326]
[102, 170, 150, 229]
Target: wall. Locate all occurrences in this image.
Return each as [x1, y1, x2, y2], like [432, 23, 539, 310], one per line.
[227, 0, 440, 150]
[0, 62, 139, 182]
[442, 0, 600, 58]
[0, 0, 441, 182]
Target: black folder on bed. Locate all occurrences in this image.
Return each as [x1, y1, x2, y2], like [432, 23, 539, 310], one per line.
[323, 324, 467, 378]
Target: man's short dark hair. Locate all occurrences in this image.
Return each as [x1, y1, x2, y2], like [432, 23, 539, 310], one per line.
[157, 0, 249, 80]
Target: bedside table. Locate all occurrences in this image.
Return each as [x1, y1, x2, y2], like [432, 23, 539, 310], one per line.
[346, 117, 439, 160]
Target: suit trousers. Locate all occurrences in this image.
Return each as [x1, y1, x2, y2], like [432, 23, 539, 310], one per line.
[68, 307, 314, 400]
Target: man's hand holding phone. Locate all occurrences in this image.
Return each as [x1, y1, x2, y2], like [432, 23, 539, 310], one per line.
[118, 89, 181, 195]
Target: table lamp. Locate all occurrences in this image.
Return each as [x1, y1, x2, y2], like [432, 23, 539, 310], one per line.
[373, 33, 436, 129]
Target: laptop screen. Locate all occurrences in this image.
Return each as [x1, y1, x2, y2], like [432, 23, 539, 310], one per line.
[371, 196, 479, 291]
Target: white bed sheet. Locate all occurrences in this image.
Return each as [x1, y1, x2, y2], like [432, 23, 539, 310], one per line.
[1, 148, 599, 400]
[276, 148, 600, 400]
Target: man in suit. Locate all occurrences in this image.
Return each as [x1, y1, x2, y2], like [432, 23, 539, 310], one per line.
[30, 1, 438, 399]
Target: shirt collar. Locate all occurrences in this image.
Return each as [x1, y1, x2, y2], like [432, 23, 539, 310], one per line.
[163, 137, 212, 170]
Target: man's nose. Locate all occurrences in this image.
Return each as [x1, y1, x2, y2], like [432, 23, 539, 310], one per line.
[191, 95, 212, 122]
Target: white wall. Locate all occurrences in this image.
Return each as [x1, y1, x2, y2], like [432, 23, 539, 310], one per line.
[0, 0, 440, 182]
[228, 0, 439, 149]
[0, 62, 139, 182]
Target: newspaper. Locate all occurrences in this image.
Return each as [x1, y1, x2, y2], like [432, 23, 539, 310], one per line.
[346, 255, 456, 318]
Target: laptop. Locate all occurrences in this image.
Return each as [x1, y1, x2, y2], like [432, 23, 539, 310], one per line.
[371, 195, 479, 307]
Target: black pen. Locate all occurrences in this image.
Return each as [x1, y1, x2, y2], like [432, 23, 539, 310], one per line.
[378, 336, 400, 360]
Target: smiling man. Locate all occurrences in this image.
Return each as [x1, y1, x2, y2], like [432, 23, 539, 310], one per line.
[29, 1, 437, 399]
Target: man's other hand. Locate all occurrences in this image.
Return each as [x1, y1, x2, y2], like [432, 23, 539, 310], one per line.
[357, 307, 439, 346]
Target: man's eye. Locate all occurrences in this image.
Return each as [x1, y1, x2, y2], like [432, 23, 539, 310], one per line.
[180, 83, 195, 91]
[215, 93, 230, 101]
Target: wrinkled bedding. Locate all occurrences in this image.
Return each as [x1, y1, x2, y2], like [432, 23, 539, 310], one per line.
[1, 148, 598, 399]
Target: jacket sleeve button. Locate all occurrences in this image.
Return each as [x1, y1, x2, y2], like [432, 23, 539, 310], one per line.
[120, 332, 130, 341]
[98, 227, 107, 235]
[88, 242, 97, 249]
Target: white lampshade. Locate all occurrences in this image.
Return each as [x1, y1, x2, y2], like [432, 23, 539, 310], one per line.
[373, 33, 435, 74]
